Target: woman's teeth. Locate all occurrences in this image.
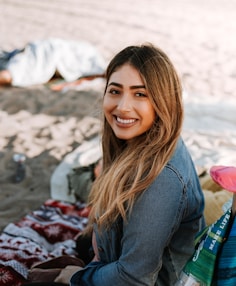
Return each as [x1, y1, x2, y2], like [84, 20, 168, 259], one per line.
[117, 117, 136, 124]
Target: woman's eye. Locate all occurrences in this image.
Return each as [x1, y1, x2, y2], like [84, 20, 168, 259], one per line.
[109, 89, 119, 95]
[135, 92, 147, 97]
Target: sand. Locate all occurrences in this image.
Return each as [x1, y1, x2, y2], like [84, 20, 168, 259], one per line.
[0, 0, 236, 231]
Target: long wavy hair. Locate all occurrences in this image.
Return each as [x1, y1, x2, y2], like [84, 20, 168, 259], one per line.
[87, 43, 183, 230]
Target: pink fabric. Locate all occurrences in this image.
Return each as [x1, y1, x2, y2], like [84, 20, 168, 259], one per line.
[210, 166, 236, 192]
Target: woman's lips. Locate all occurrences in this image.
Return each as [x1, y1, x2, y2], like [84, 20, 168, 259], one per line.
[116, 116, 136, 125]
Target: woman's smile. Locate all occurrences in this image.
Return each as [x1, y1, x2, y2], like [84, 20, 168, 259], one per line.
[115, 116, 137, 126]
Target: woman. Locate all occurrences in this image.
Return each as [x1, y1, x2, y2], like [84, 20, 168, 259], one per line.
[71, 43, 205, 285]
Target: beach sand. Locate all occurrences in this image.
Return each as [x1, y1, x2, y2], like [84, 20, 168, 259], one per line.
[0, 0, 236, 230]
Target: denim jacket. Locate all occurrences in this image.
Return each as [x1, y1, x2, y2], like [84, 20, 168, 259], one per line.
[70, 138, 205, 286]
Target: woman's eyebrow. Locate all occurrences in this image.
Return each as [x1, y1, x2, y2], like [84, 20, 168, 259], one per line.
[130, 85, 146, 90]
[108, 82, 146, 89]
[107, 82, 122, 88]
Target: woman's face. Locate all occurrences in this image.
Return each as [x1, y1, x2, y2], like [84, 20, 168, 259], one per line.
[103, 64, 156, 141]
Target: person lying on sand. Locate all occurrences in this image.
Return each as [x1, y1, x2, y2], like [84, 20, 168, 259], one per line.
[0, 38, 106, 87]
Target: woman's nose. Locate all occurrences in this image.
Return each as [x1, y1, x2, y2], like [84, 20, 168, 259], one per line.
[117, 94, 132, 112]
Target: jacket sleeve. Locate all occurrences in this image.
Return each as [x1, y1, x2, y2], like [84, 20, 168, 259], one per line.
[70, 166, 185, 286]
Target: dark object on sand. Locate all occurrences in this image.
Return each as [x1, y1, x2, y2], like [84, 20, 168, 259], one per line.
[12, 153, 26, 183]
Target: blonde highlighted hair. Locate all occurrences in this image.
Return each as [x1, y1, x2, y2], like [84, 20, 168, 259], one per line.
[88, 43, 183, 230]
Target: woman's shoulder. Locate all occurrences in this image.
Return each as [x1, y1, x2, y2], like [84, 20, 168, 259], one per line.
[154, 138, 199, 189]
[167, 138, 196, 175]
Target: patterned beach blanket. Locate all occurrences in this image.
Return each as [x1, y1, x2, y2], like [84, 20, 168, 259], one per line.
[0, 199, 89, 286]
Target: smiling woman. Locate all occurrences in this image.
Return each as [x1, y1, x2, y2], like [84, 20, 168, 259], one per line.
[103, 64, 156, 141]
[70, 44, 205, 286]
